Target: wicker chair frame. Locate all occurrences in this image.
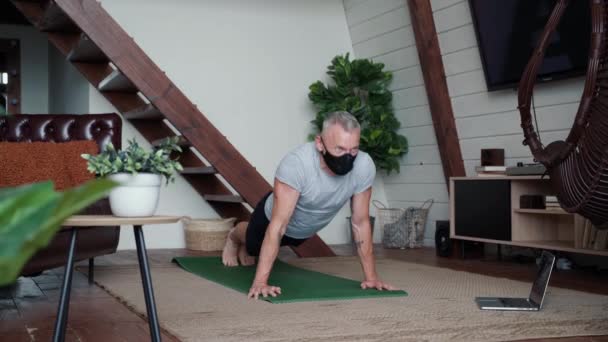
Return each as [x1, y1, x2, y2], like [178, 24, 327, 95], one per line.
[518, 0, 608, 229]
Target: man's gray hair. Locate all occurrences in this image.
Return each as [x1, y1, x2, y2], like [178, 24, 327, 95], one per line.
[321, 111, 360, 134]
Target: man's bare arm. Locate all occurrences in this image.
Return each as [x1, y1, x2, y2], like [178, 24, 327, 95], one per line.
[351, 188, 397, 290]
[350, 188, 377, 280]
[248, 179, 299, 299]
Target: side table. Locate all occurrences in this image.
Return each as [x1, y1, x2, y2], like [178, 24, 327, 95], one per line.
[54, 215, 181, 342]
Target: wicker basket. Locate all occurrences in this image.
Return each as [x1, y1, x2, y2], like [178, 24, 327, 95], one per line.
[375, 199, 433, 249]
[183, 217, 236, 251]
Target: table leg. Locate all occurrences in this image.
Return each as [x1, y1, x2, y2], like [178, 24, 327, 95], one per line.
[134, 225, 161, 342]
[53, 229, 78, 342]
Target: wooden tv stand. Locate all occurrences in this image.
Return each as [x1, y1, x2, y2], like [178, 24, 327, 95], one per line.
[449, 176, 608, 257]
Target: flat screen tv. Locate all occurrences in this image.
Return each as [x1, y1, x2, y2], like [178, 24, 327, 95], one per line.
[469, 0, 590, 91]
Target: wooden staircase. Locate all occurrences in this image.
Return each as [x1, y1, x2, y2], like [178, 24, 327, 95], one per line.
[10, 0, 334, 257]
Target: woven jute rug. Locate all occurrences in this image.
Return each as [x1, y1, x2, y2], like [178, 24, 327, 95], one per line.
[90, 257, 608, 342]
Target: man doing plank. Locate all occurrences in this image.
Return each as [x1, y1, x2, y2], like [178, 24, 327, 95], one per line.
[222, 111, 397, 299]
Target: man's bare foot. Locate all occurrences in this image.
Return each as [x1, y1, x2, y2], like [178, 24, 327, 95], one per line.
[222, 228, 239, 267]
[238, 245, 255, 266]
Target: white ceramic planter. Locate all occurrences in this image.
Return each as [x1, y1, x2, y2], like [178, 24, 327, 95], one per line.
[108, 173, 161, 217]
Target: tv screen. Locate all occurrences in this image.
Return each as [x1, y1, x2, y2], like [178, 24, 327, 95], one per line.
[469, 0, 590, 91]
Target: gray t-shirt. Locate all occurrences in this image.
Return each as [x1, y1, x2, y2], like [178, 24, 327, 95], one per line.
[264, 142, 376, 239]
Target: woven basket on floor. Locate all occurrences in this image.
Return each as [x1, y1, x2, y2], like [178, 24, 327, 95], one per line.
[183, 217, 236, 251]
[375, 199, 433, 249]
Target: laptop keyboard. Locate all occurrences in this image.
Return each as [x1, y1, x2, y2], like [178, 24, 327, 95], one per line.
[499, 298, 533, 307]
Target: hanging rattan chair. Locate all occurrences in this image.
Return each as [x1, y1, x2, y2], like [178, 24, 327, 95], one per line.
[518, 0, 608, 229]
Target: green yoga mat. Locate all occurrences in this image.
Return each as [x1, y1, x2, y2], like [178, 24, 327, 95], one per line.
[172, 257, 407, 304]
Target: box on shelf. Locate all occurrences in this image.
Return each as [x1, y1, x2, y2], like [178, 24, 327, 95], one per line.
[475, 165, 507, 177]
[520, 194, 545, 209]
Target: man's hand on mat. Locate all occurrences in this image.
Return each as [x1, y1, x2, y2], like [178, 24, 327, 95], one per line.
[361, 279, 397, 291]
[248, 282, 282, 299]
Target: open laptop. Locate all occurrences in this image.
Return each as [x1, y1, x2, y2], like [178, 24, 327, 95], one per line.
[475, 251, 556, 311]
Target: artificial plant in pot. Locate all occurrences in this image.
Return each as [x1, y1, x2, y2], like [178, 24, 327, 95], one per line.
[308, 53, 408, 245]
[82, 137, 183, 217]
[308, 53, 408, 173]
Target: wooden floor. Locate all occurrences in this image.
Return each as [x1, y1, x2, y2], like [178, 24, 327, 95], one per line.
[1, 246, 607, 342]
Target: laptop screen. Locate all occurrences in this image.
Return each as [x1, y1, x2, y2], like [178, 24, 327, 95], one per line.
[528, 251, 556, 306]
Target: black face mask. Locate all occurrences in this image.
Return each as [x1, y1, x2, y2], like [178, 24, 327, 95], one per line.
[320, 138, 357, 175]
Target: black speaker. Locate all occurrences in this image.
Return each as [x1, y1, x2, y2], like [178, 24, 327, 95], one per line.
[435, 220, 452, 257]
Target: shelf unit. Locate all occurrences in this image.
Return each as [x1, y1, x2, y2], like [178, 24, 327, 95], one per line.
[513, 208, 571, 215]
[449, 176, 608, 257]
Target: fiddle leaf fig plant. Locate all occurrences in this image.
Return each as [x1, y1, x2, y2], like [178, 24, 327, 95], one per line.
[308, 53, 408, 173]
[82, 137, 184, 185]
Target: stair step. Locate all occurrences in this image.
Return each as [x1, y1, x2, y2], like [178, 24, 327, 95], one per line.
[203, 194, 243, 203]
[12, 0, 335, 257]
[123, 104, 164, 120]
[181, 166, 217, 175]
[39, 1, 80, 33]
[67, 34, 108, 63]
[151, 136, 191, 148]
[98, 69, 137, 92]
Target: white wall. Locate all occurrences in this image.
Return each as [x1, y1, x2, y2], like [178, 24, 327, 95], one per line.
[0, 24, 49, 113]
[343, 0, 447, 246]
[48, 44, 89, 113]
[431, 0, 583, 175]
[93, 0, 380, 246]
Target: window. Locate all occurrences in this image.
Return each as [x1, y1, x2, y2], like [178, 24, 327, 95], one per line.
[1, 72, 7, 85]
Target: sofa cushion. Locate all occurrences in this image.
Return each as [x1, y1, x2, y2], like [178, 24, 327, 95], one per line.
[0, 140, 98, 191]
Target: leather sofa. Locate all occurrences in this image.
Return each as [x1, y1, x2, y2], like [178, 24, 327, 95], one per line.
[0, 113, 122, 277]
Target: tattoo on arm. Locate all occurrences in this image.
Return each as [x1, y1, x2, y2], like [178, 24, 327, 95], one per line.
[351, 221, 365, 249]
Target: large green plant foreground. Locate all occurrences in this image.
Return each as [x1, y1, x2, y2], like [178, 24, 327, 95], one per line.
[0, 179, 117, 286]
[309, 53, 408, 173]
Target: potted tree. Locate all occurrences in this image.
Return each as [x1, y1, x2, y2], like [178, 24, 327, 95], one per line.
[308, 53, 408, 174]
[81, 137, 183, 217]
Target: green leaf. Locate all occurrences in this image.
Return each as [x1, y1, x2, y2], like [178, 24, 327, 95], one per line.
[370, 129, 382, 141]
[388, 147, 401, 155]
[307, 53, 408, 173]
[0, 179, 117, 286]
[0, 182, 58, 234]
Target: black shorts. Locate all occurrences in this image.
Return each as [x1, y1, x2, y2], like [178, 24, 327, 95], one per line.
[245, 192, 307, 256]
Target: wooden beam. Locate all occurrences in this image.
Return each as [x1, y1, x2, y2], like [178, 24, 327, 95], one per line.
[11, 0, 335, 258]
[203, 194, 243, 203]
[68, 34, 108, 63]
[123, 104, 163, 120]
[152, 135, 190, 148]
[98, 69, 138, 92]
[180, 166, 216, 175]
[39, 1, 79, 33]
[292, 235, 335, 258]
[407, 0, 466, 186]
[52, 0, 334, 257]
[53, 0, 272, 206]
